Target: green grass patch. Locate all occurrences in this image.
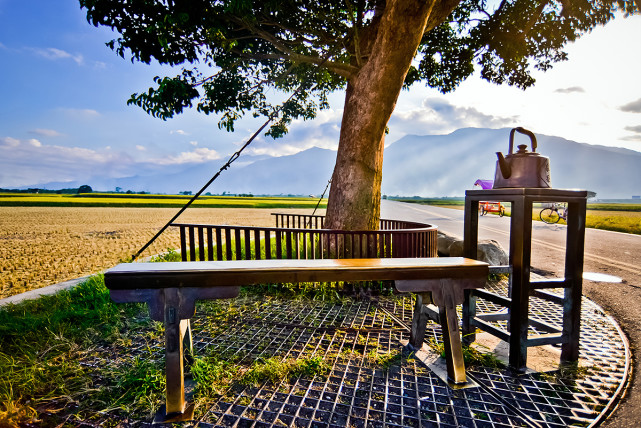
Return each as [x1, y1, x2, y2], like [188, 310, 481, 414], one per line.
[240, 356, 330, 386]
[586, 203, 641, 212]
[428, 338, 505, 369]
[0, 193, 326, 209]
[97, 355, 166, 416]
[585, 212, 641, 235]
[0, 275, 157, 425]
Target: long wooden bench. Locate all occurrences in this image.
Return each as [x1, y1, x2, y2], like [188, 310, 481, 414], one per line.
[104, 257, 488, 422]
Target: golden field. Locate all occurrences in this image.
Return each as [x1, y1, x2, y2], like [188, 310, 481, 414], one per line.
[0, 207, 318, 300]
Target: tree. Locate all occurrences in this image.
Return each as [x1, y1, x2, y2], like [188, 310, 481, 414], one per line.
[78, 184, 93, 194]
[80, 0, 638, 230]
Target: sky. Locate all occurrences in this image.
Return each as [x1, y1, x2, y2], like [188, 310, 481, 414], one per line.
[1, 1, 640, 189]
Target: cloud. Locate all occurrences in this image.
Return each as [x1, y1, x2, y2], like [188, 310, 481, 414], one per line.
[0, 136, 135, 187]
[625, 125, 641, 133]
[171, 130, 189, 135]
[554, 86, 585, 94]
[136, 145, 146, 151]
[0, 134, 231, 187]
[621, 135, 641, 142]
[245, 110, 343, 157]
[620, 98, 641, 113]
[30, 128, 64, 137]
[189, 141, 198, 146]
[153, 147, 221, 165]
[30, 47, 84, 65]
[1, 137, 20, 147]
[388, 98, 517, 138]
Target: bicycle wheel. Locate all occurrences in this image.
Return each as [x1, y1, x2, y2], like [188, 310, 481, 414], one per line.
[540, 208, 560, 224]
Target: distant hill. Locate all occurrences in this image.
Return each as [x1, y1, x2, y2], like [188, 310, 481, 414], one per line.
[382, 128, 641, 198]
[27, 128, 641, 198]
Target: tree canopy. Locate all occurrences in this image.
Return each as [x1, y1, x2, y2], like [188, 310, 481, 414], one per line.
[80, 0, 638, 136]
[80, 0, 639, 230]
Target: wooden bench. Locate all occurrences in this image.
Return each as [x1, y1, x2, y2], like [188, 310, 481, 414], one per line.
[104, 257, 488, 422]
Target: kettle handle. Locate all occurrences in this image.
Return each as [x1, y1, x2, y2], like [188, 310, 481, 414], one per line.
[509, 127, 538, 153]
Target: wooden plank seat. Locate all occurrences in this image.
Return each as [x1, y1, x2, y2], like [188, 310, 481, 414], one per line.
[104, 257, 488, 422]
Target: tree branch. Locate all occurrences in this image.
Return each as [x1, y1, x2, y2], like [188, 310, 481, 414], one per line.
[228, 16, 357, 78]
[345, 0, 363, 67]
[232, 49, 357, 78]
[522, 0, 550, 37]
[425, 0, 463, 32]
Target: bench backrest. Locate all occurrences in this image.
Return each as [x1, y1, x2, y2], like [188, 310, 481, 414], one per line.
[170, 217, 437, 262]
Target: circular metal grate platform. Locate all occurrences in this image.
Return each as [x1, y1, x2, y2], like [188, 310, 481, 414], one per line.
[69, 283, 628, 427]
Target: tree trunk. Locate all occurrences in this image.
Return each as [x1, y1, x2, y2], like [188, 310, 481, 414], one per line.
[324, 0, 459, 231]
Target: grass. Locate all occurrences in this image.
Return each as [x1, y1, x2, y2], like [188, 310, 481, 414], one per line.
[0, 272, 397, 426]
[0, 193, 326, 209]
[585, 211, 641, 235]
[428, 337, 505, 369]
[240, 355, 330, 386]
[0, 275, 156, 426]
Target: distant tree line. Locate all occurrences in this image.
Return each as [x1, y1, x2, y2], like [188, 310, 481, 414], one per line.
[0, 185, 93, 194]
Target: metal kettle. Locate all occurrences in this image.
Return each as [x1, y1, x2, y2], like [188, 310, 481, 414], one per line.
[493, 127, 551, 189]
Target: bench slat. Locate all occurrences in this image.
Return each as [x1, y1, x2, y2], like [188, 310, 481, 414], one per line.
[105, 257, 488, 290]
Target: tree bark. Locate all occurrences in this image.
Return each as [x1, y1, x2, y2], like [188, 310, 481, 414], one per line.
[324, 0, 460, 231]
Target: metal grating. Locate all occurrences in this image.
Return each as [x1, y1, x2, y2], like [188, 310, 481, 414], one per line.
[68, 285, 628, 427]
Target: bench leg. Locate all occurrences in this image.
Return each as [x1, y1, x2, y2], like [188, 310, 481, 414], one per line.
[156, 291, 195, 422]
[400, 280, 474, 386]
[410, 294, 431, 348]
[439, 304, 467, 384]
[166, 316, 186, 414]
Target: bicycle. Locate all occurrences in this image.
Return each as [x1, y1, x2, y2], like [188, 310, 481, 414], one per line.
[539, 203, 567, 224]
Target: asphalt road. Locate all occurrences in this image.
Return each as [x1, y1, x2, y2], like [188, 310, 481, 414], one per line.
[381, 199, 641, 427]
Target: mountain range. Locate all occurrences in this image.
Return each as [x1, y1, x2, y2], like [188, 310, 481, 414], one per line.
[29, 128, 641, 199]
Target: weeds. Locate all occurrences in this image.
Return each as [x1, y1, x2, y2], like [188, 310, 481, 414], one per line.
[150, 247, 181, 262]
[241, 356, 330, 386]
[368, 350, 408, 369]
[97, 356, 165, 416]
[0, 400, 37, 428]
[191, 355, 240, 396]
[427, 338, 505, 369]
[0, 275, 150, 425]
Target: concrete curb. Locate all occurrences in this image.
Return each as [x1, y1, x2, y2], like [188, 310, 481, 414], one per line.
[0, 275, 91, 307]
[0, 252, 167, 307]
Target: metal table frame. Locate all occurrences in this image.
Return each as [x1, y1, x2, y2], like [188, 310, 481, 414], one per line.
[462, 188, 587, 371]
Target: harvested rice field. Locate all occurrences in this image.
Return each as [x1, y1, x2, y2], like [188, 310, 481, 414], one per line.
[0, 207, 320, 300]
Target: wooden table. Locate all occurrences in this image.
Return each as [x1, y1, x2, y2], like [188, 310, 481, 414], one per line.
[463, 188, 587, 371]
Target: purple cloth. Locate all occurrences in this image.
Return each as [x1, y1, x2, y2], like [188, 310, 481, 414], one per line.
[474, 179, 493, 190]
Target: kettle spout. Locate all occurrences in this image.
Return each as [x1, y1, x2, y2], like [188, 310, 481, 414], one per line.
[496, 152, 511, 179]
